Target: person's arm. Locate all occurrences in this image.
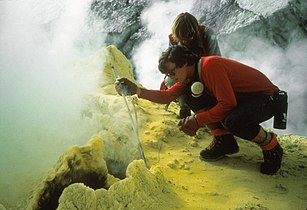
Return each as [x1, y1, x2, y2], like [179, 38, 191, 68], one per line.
[138, 82, 185, 104]
[138, 88, 176, 104]
[203, 27, 221, 56]
[115, 77, 185, 104]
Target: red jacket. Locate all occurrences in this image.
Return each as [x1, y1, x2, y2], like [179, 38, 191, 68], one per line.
[139, 56, 279, 125]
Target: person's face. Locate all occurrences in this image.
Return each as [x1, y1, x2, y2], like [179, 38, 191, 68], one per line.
[165, 62, 188, 83]
[179, 36, 194, 46]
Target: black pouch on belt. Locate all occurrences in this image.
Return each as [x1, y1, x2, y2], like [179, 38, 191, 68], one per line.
[272, 90, 288, 129]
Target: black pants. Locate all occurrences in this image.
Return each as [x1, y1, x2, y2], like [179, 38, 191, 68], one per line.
[223, 94, 275, 140]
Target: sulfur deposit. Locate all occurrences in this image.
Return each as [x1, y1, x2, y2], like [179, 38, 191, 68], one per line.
[57, 160, 181, 210]
[82, 45, 146, 178]
[27, 137, 113, 210]
[99, 45, 140, 89]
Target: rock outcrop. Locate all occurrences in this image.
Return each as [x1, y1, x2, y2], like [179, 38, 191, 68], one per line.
[89, 0, 307, 59]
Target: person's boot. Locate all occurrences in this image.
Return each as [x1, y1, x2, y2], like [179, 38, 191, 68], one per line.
[200, 134, 239, 161]
[179, 107, 191, 119]
[260, 134, 283, 175]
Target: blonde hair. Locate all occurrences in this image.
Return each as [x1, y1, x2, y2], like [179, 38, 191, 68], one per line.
[171, 12, 199, 42]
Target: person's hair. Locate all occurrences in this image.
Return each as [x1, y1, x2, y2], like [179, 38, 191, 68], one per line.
[158, 45, 199, 74]
[171, 12, 199, 42]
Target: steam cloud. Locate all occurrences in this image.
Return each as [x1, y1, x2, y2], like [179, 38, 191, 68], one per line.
[132, 1, 194, 89]
[0, 0, 105, 203]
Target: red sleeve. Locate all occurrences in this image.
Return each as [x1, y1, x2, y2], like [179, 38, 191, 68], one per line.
[138, 82, 186, 104]
[195, 59, 237, 125]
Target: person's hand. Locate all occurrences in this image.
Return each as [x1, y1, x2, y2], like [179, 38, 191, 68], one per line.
[115, 78, 137, 96]
[178, 115, 200, 136]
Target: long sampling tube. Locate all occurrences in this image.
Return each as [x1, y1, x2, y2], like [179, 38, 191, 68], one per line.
[111, 66, 149, 168]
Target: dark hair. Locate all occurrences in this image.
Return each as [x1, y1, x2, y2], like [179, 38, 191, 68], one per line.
[158, 45, 199, 74]
[172, 12, 199, 42]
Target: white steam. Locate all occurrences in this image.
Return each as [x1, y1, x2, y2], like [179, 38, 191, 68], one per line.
[132, 0, 194, 89]
[0, 0, 104, 204]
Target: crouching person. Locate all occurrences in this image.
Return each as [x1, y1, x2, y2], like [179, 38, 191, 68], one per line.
[115, 45, 286, 175]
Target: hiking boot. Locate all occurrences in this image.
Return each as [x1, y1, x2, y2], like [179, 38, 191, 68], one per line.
[200, 134, 239, 161]
[260, 142, 283, 175]
[179, 108, 191, 119]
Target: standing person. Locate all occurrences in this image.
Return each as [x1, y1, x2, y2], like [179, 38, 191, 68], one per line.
[161, 12, 221, 119]
[115, 45, 286, 175]
[161, 12, 237, 157]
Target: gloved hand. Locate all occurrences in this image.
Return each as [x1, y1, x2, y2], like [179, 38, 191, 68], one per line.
[178, 115, 200, 136]
[115, 78, 138, 96]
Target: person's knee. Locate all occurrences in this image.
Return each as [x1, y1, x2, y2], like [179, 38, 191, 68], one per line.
[223, 116, 238, 133]
[223, 116, 260, 140]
